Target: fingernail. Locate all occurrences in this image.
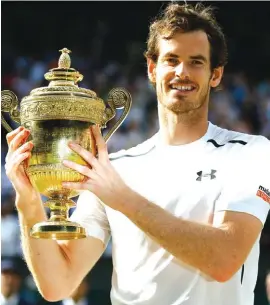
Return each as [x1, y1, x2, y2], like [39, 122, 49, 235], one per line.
[68, 142, 75, 148]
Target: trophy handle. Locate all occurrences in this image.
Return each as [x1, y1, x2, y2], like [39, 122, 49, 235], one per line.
[1, 90, 21, 132]
[102, 88, 132, 142]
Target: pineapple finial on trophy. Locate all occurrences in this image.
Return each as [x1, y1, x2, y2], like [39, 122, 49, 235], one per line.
[58, 48, 71, 69]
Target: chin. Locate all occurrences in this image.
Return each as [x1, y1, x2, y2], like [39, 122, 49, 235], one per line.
[167, 100, 203, 114]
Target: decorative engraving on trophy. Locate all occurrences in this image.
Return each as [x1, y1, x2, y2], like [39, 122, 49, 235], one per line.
[38, 103, 51, 116]
[54, 102, 66, 114]
[31, 86, 97, 97]
[20, 96, 106, 124]
[1, 92, 17, 111]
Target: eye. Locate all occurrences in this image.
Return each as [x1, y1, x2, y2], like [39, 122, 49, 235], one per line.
[191, 60, 203, 66]
[165, 58, 178, 65]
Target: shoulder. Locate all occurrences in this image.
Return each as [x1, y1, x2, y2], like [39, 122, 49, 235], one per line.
[207, 123, 270, 156]
[208, 124, 270, 178]
[108, 134, 157, 164]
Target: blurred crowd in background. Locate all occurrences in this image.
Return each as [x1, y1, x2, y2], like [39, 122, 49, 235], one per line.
[1, 1, 270, 305]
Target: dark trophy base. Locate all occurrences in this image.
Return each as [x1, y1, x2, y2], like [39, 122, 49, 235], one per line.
[30, 220, 86, 240]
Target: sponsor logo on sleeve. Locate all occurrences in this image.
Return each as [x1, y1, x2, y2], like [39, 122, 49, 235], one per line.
[256, 185, 270, 204]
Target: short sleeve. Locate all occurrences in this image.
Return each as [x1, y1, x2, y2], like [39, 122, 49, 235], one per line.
[214, 136, 270, 225]
[69, 191, 111, 245]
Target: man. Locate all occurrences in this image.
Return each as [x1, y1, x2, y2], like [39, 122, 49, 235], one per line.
[1, 257, 33, 305]
[4, 3, 270, 305]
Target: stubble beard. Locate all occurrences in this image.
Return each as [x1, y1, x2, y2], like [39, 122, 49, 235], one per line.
[158, 83, 211, 123]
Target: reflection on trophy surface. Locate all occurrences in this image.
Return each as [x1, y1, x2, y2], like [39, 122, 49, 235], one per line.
[1, 48, 132, 240]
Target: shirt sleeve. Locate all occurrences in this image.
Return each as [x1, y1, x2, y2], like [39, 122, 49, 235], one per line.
[69, 191, 111, 245]
[214, 136, 270, 225]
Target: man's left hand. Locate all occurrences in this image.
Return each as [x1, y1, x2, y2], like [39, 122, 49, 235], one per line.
[62, 125, 130, 211]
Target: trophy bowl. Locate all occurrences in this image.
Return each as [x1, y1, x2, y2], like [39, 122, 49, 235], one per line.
[1, 48, 132, 240]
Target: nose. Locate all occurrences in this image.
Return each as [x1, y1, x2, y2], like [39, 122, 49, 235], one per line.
[175, 62, 190, 80]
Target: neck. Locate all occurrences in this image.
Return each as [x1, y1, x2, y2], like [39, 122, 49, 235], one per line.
[158, 103, 209, 145]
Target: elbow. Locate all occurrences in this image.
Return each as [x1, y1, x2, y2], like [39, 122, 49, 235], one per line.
[42, 295, 62, 303]
[39, 291, 63, 302]
[210, 263, 241, 283]
[41, 291, 68, 302]
[37, 285, 71, 302]
[212, 271, 234, 283]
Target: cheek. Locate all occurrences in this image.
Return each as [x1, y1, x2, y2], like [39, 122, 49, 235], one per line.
[197, 74, 211, 91]
[193, 68, 211, 82]
[156, 69, 172, 92]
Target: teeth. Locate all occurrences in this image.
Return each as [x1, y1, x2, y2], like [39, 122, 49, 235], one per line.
[172, 85, 194, 91]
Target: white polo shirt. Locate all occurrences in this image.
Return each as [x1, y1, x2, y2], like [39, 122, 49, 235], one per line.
[70, 122, 270, 305]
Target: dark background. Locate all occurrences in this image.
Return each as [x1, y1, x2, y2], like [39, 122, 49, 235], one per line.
[2, 1, 270, 80]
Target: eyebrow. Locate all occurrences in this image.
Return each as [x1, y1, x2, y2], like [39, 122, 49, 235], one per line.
[189, 55, 208, 63]
[162, 53, 208, 63]
[162, 52, 179, 59]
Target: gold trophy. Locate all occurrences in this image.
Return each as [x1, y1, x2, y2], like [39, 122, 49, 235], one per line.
[1, 48, 132, 240]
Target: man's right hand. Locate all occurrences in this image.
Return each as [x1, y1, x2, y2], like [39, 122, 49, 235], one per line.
[5, 126, 42, 214]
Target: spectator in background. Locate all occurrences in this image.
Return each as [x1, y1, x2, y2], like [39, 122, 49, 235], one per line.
[1, 257, 33, 305]
[39, 277, 110, 305]
[1, 193, 22, 257]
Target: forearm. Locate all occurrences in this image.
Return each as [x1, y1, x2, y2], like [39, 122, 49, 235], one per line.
[18, 200, 73, 301]
[120, 191, 237, 282]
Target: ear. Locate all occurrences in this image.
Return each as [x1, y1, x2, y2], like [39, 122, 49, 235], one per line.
[210, 66, 224, 88]
[147, 58, 156, 84]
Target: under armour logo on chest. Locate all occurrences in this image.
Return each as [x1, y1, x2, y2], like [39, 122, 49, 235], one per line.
[196, 170, 217, 181]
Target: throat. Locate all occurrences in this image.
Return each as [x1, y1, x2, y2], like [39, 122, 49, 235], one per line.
[158, 105, 208, 145]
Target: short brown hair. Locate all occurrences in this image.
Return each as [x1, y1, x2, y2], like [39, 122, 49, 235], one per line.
[144, 2, 228, 70]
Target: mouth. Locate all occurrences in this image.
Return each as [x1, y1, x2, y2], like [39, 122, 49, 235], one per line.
[169, 84, 197, 94]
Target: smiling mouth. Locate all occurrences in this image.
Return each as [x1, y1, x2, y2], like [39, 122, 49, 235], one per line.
[169, 84, 197, 93]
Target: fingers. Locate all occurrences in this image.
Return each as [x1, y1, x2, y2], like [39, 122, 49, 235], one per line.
[5, 151, 31, 178]
[16, 141, 34, 155]
[8, 128, 31, 152]
[6, 126, 24, 145]
[68, 142, 103, 172]
[62, 181, 92, 191]
[7, 141, 34, 167]
[62, 160, 100, 180]
[91, 125, 109, 163]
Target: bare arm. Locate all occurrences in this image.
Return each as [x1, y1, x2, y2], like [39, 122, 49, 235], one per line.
[5, 127, 105, 302]
[61, 126, 267, 283]
[119, 191, 262, 282]
[18, 202, 104, 302]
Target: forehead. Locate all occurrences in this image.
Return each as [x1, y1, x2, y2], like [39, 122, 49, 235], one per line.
[158, 30, 210, 60]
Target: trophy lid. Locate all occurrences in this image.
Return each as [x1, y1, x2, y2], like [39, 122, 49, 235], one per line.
[20, 48, 107, 125]
[28, 48, 97, 98]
